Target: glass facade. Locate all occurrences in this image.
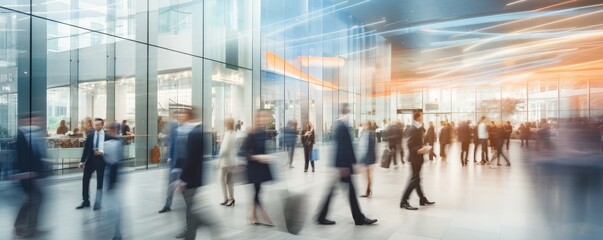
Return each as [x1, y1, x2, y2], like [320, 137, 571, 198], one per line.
[0, 1, 259, 177]
[2, 1, 603, 179]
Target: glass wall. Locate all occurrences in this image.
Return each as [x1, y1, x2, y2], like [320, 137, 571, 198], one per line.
[260, 0, 389, 143]
[0, 0, 258, 177]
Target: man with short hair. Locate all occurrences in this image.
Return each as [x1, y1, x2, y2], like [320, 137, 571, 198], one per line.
[77, 118, 114, 210]
[400, 111, 435, 210]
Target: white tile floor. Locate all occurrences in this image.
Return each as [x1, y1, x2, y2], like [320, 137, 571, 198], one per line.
[0, 140, 597, 239]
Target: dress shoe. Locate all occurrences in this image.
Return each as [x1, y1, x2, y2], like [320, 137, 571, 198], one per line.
[226, 199, 235, 207]
[400, 202, 418, 210]
[158, 206, 171, 213]
[355, 217, 378, 225]
[317, 219, 336, 225]
[220, 200, 229, 205]
[76, 201, 90, 209]
[420, 198, 435, 206]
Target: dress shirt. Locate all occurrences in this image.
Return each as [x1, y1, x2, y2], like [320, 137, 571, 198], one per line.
[478, 122, 489, 139]
[93, 130, 105, 151]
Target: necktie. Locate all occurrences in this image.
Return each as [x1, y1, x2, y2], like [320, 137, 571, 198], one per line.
[94, 131, 99, 149]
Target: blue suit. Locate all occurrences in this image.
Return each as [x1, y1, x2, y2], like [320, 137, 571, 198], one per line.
[317, 118, 366, 223]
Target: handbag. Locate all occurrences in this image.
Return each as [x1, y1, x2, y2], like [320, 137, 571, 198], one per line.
[310, 148, 319, 161]
[229, 164, 248, 185]
[380, 149, 392, 169]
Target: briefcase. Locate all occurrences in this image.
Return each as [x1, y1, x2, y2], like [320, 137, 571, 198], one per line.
[381, 149, 392, 169]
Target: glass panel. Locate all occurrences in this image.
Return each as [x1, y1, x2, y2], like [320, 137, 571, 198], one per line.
[204, 0, 252, 68]
[151, 0, 202, 55]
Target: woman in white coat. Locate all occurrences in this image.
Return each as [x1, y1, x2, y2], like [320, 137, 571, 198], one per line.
[219, 118, 237, 206]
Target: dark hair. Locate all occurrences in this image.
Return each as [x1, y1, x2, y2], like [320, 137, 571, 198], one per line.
[94, 118, 105, 124]
[106, 122, 119, 130]
[413, 110, 422, 121]
[122, 120, 127, 124]
[341, 103, 350, 114]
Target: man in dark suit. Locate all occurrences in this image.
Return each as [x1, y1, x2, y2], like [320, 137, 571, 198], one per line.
[400, 111, 435, 210]
[424, 121, 436, 160]
[385, 121, 403, 167]
[317, 103, 377, 226]
[175, 107, 218, 240]
[12, 112, 48, 238]
[76, 118, 113, 210]
[439, 122, 451, 160]
[458, 120, 471, 166]
[504, 121, 513, 150]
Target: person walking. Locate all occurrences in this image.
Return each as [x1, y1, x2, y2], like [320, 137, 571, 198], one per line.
[243, 110, 275, 226]
[12, 112, 48, 238]
[439, 122, 451, 160]
[490, 122, 511, 167]
[504, 121, 513, 150]
[400, 111, 435, 210]
[158, 110, 194, 213]
[103, 122, 124, 240]
[285, 121, 298, 168]
[384, 121, 403, 168]
[358, 121, 376, 198]
[424, 122, 437, 161]
[458, 120, 471, 166]
[302, 121, 316, 173]
[218, 118, 237, 207]
[316, 104, 377, 226]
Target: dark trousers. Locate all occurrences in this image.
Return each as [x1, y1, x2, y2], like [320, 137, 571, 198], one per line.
[182, 189, 217, 240]
[390, 143, 403, 165]
[15, 179, 43, 233]
[303, 145, 315, 171]
[521, 137, 529, 147]
[287, 145, 295, 165]
[439, 142, 448, 158]
[82, 157, 106, 202]
[401, 164, 425, 202]
[461, 141, 470, 163]
[318, 174, 365, 223]
[505, 137, 510, 150]
[492, 145, 510, 165]
[427, 141, 436, 160]
[479, 139, 489, 162]
[106, 163, 119, 190]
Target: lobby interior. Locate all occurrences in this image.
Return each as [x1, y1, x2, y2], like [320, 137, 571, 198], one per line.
[1, 0, 603, 239]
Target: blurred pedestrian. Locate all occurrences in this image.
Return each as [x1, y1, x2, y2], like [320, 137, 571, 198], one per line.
[218, 118, 237, 207]
[439, 122, 451, 160]
[159, 109, 193, 213]
[490, 122, 510, 167]
[400, 111, 435, 210]
[302, 121, 316, 173]
[316, 104, 377, 226]
[243, 110, 275, 226]
[175, 107, 219, 239]
[56, 119, 68, 134]
[358, 121, 376, 198]
[103, 122, 124, 240]
[458, 120, 471, 166]
[477, 117, 490, 164]
[12, 112, 48, 238]
[504, 121, 513, 150]
[285, 120, 298, 168]
[520, 123, 531, 147]
[424, 121, 436, 161]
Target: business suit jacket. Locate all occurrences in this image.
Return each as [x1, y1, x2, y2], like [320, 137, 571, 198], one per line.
[333, 119, 356, 173]
[15, 127, 47, 176]
[458, 124, 471, 143]
[439, 126, 451, 145]
[424, 126, 435, 144]
[404, 124, 425, 166]
[180, 124, 205, 189]
[80, 130, 114, 164]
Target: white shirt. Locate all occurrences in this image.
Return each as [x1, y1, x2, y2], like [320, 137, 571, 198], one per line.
[218, 130, 237, 168]
[413, 121, 423, 129]
[478, 122, 489, 139]
[93, 130, 105, 151]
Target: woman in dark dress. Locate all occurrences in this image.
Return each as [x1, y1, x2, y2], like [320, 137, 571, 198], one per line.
[358, 121, 376, 197]
[302, 122, 316, 173]
[243, 110, 274, 226]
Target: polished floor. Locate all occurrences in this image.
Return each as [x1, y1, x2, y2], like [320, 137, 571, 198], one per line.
[0, 141, 574, 239]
